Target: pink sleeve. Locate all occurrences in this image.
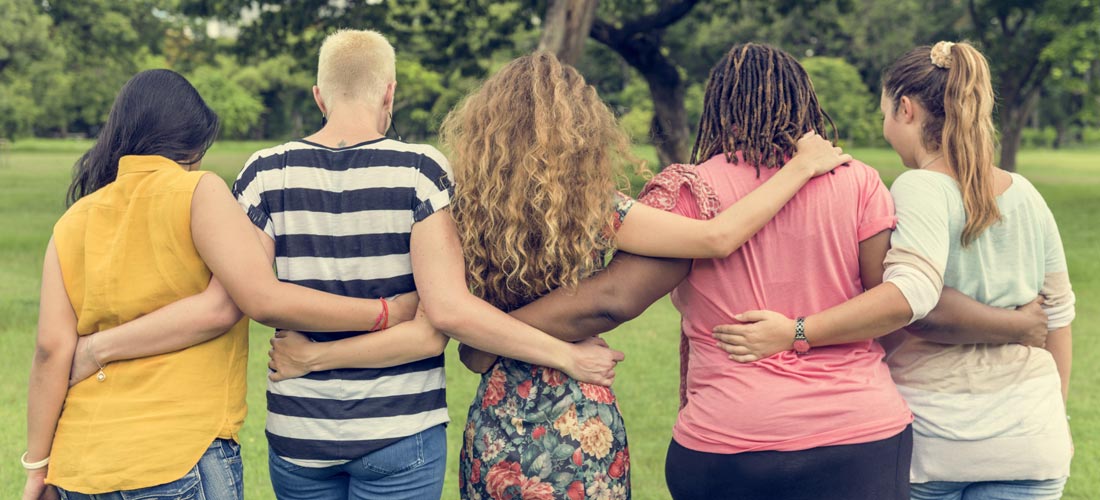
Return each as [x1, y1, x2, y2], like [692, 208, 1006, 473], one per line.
[857, 164, 897, 241]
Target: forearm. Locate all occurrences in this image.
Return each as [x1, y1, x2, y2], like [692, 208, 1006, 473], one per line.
[431, 295, 573, 370]
[806, 283, 913, 347]
[1046, 326, 1072, 402]
[305, 314, 446, 371]
[93, 279, 242, 364]
[248, 280, 391, 332]
[907, 288, 1024, 344]
[26, 342, 74, 461]
[708, 160, 813, 255]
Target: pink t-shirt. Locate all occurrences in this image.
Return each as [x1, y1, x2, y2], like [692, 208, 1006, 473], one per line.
[657, 153, 913, 454]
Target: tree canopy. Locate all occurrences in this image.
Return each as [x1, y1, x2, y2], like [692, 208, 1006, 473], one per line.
[1, 0, 1098, 170]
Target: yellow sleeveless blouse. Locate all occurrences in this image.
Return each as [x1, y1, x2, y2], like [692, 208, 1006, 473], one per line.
[47, 155, 248, 493]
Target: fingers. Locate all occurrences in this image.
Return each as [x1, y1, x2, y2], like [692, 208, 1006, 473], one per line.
[713, 324, 749, 335]
[593, 337, 610, 348]
[732, 310, 770, 323]
[838, 153, 853, 164]
[729, 353, 759, 363]
[611, 349, 626, 362]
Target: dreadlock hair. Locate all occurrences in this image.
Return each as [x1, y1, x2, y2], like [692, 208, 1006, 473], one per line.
[691, 43, 837, 176]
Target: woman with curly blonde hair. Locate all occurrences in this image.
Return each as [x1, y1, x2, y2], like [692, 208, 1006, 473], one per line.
[442, 52, 850, 499]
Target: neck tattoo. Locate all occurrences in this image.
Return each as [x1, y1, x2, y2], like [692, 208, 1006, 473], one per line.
[337, 140, 347, 148]
[918, 155, 943, 170]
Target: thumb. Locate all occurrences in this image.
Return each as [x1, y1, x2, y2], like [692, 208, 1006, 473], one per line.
[734, 310, 770, 323]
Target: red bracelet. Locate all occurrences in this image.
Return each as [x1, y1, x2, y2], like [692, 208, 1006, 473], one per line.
[371, 298, 389, 331]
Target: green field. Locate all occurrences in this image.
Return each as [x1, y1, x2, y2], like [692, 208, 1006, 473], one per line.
[1, 140, 1096, 499]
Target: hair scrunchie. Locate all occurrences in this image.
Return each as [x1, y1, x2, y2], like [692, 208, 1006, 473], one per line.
[930, 41, 955, 69]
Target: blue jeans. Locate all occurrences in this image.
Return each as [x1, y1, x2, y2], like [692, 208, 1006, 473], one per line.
[911, 477, 1067, 500]
[57, 439, 243, 500]
[268, 424, 446, 500]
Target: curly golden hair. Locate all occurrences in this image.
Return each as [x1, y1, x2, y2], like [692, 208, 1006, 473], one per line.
[440, 52, 645, 311]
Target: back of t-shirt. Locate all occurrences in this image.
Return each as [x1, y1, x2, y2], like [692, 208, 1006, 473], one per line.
[665, 153, 912, 454]
[233, 138, 452, 466]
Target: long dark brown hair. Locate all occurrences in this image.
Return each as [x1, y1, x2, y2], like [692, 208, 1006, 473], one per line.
[691, 43, 837, 175]
[68, 69, 220, 205]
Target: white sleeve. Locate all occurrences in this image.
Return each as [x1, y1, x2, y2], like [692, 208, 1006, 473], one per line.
[883, 172, 952, 324]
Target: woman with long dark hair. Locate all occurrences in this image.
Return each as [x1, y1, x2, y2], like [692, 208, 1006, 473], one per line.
[21, 69, 421, 500]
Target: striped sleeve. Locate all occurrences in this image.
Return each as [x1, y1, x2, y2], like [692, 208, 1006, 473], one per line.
[411, 146, 454, 222]
[232, 152, 275, 239]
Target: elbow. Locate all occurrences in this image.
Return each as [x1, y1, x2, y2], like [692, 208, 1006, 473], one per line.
[422, 301, 464, 337]
[240, 301, 277, 326]
[209, 299, 244, 332]
[700, 229, 737, 259]
[422, 330, 449, 357]
[598, 283, 648, 325]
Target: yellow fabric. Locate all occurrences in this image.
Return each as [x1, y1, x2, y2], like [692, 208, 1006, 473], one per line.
[46, 155, 248, 493]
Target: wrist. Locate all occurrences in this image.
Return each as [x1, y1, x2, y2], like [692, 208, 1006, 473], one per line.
[89, 333, 114, 365]
[785, 156, 815, 180]
[304, 342, 327, 373]
[550, 343, 573, 372]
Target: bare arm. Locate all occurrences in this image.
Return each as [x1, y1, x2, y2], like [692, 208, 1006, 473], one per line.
[460, 252, 691, 373]
[907, 291, 1048, 346]
[411, 209, 624, 386]
[615, 133, 851, 259]
[23, 240, 76, 500]
[1046, 325, 1072, 402]
[67, 277, 242, 385]
[266, 310, 448, 381]
[713, 230, 913, 361]
[190, 174, 414, 332]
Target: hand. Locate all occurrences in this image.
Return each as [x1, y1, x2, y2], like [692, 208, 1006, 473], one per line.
[792, 131, 852, 177]
[459, 343, 498, 374]
[387, 292, 420, 327]
[269, 330, 317, 382]
[1014, 296, 1049, 347]
[69, 335, 101, 387]
[23, 468, 58, 500]
[712, 310, 796, 362]
[560, 337, 625, 386]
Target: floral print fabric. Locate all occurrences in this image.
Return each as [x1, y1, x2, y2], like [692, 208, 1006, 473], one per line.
[459, 359, 630, 500]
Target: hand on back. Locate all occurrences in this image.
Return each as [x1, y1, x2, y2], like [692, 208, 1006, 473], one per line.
[1014, 296, 1049, 347]
[561, 337, 625, 386]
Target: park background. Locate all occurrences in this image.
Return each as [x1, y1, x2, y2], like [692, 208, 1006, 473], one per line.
[1, 0, 1098, 498]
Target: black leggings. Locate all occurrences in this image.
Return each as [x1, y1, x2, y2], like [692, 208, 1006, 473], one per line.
[665, 425, 912, 500]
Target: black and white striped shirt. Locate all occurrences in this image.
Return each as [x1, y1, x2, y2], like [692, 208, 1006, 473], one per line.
[232, 138, 452, 467]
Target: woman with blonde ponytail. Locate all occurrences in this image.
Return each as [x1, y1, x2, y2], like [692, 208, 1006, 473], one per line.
[715, 41, 1075, 499]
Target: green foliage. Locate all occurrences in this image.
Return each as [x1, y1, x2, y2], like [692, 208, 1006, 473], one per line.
[0, 0, 67, 138]
[188, 57, 265, 139]
[801, 57, 881, 146]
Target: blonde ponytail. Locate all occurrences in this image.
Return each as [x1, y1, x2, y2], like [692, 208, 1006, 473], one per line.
[883, 41, 1000, 246]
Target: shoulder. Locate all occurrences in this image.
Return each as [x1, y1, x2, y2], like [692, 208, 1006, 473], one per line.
[241, 141, 305, 174]
[890, 169, 956, 200]
[382, 141, 451, 172]
[638, 163, 721, 219]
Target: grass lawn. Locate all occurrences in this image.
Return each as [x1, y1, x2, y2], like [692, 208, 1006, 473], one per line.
[0, 139, 1096, 499]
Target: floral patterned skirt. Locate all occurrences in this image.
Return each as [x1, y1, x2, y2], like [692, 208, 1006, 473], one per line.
[459, 358, 630, 500]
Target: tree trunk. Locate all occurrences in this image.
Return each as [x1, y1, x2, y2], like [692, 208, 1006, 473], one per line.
[592, 27, 693, 166]
[646, 73, 691, 166]
[538, 0, 598, 65]
[997, 92, 1039, 172]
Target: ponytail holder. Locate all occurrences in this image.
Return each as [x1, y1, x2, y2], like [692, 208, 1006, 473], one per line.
[930, 41, 955, 69]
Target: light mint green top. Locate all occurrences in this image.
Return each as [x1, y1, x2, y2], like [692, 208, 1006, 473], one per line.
[883, 169, 1074, 483]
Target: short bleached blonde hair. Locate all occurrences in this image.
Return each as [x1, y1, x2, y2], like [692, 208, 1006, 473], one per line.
[317, 29, 396, 109]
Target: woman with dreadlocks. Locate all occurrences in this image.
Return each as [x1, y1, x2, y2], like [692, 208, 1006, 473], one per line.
[450, 43, 1043, 500]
